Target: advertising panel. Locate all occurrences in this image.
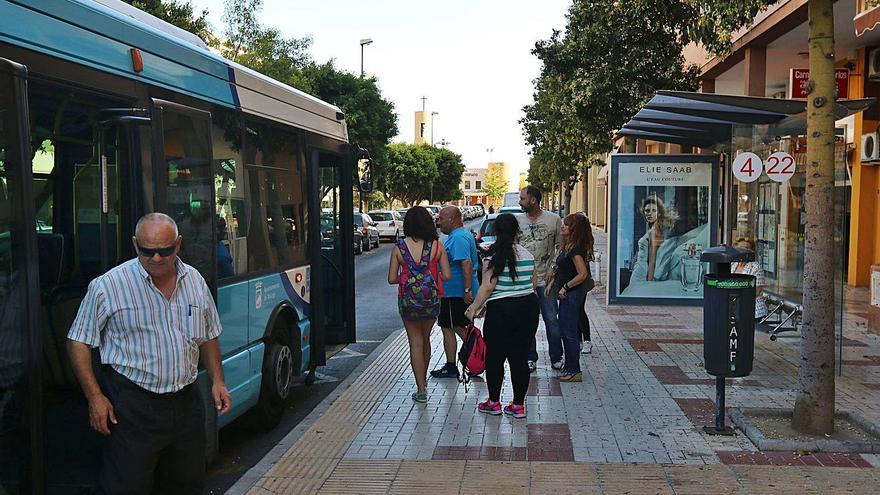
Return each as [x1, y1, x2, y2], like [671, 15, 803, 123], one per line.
[608, 155, 719, 304]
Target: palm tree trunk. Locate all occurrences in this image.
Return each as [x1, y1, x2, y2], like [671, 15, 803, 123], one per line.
[792, 0, 836, 435]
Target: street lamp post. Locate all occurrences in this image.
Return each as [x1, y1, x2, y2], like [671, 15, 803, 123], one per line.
[358, 38, 373, 213]
[359, 38, 373, 77]
[430, 111, 438, 146]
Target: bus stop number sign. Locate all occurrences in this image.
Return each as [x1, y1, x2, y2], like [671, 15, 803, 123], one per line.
[732, 152, 761, 183]
[764, 152, 796, 182]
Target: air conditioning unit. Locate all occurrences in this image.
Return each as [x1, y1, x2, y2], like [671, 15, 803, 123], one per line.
[869, 47, 880, 81]
[862, 132, 880, 162]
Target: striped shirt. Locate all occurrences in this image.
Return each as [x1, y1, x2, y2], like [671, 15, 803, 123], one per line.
[487, 244, 535, 301]
[67, 258, 221, 393]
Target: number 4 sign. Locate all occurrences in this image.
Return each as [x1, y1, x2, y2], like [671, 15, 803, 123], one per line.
[765, 152, 796, 182]
[732, 152, 762, 183]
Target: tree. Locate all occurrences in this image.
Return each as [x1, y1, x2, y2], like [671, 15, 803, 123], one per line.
[218, 0, 313, 90]
[481, 168, 509, 208]
[384, 143, 438, 206]
[791, 0, 837, 435]
[122, 0, 209, 38]
[424, 146, 465, 203]
[521, 0, 701, 206]
[305, 62, 399, 193]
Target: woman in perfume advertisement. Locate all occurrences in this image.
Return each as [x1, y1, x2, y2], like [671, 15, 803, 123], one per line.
[615, 171, 712, 299]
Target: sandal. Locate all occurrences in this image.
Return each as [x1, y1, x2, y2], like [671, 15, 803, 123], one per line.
[411, 392, 428, 403]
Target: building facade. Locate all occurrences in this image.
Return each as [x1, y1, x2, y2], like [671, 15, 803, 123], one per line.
[460, 168, 487, 205]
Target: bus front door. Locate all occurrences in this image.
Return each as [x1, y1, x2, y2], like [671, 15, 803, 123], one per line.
[311, 151, 356, 366]
[0, 57, 44, 494]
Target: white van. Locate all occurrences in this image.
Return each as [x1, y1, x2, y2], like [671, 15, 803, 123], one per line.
[502, 191, 520, 207]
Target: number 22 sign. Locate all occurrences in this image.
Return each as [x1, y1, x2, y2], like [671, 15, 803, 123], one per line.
[764, 152, 796, 182]
[732, 152, 762, 183]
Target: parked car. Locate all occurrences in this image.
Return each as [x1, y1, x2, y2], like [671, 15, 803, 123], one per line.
[354, 212, 380, 251]
[368, 210, 403, 240]
[396, 208, 409, 219]
[425, 205, 441, 225]
[498, 205, 523, 214]
[473, 204, 485, 217]
[353, 228, 363, 255]
[475, 213, 498, 247]
[320, 213, 336, 248]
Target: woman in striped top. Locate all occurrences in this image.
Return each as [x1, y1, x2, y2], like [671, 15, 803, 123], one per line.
[465, 214, 539, 418]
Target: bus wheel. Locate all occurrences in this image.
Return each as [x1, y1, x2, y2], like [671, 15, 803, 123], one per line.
[251, 338, 293, 429]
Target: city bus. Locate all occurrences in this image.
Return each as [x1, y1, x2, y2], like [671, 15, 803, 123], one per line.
[0, 0, 365, 491]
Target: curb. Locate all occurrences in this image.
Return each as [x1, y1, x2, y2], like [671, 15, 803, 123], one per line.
[729, 407, 880, 453]
[225, 327, 406, 495]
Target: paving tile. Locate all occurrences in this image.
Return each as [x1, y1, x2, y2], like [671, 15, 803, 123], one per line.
[243, 243, 880, 494]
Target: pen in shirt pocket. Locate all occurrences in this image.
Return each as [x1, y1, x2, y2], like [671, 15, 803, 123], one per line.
[188, 304, 198, 316]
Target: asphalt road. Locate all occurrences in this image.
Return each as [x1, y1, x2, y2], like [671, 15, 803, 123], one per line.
[206, 217, 485, 494]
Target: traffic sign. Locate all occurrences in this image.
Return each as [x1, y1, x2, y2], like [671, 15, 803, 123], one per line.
[764, 152, 796, 182]
[732, 152, 762, 183]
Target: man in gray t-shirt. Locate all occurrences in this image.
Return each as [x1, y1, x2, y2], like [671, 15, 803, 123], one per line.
[516, 186, 563, 372]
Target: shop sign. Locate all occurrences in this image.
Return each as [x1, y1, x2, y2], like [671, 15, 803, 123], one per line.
[764, 152, 796, 182]
[789, 68, 849, 99]
[732, 152, 762, 183]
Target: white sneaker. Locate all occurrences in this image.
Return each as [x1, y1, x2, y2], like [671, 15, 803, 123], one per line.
[551, 360, 565, 370]
[581, 341, 593, 354]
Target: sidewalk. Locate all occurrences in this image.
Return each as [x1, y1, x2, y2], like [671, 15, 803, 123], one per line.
[238, 233, 880, 494]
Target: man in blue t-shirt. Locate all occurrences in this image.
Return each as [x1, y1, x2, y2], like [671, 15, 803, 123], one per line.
[431, 206, 480, 378]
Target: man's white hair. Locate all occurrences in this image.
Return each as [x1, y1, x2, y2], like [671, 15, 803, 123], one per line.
[135, 212, 179, 239]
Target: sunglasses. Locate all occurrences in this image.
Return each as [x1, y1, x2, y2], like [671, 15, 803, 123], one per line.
[137, 244, 176, 258]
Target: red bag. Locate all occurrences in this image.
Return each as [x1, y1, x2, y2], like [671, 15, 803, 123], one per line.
[458, 324, 486, 392]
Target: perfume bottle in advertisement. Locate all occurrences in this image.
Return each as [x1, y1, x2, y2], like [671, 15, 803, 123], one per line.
[680, 243, 704, 292]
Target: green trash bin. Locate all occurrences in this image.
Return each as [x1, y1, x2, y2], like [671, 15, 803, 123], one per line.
[699, 245, 756, 435]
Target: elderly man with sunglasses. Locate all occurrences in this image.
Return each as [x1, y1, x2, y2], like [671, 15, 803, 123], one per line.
[67, 212, 231, 495]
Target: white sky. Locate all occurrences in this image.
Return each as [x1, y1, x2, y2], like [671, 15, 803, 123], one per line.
[190, 0, 571, 179]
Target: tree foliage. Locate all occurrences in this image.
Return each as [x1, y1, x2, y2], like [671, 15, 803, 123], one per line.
[217, 0, 313, 90]
[384, 143, 438, 206]
[380, 144, 465, 205]
[521, 0, 780, 201]
[122, 0, 209, 38]
[304, 62, 399, 188]
[481, 168, 509, 207]
[425, 146, 465, 203]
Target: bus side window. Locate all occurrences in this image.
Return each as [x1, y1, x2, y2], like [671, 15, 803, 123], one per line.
[161, 111, 213, 283]
[212, 112, 248, 278]
[243, 120, 306, 273]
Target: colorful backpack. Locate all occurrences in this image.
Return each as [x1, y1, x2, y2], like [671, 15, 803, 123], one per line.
[397, 239, 441, 320]
[458, 324, 487, 392]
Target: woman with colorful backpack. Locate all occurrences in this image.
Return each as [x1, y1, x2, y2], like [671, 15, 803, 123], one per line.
[464, 213, 538, 419]
[388, 206, 451, 403]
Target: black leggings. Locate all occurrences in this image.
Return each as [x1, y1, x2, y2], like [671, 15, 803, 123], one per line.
[483, 293, 539, 405]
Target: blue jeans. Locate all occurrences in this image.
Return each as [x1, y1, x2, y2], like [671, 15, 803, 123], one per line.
[558, 287, 586, 374]
[528, 286, 562, 363]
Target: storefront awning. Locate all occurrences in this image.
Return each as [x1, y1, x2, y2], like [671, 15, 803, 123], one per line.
[617, 90, 874, 148]
[855, 5, 880, 37]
